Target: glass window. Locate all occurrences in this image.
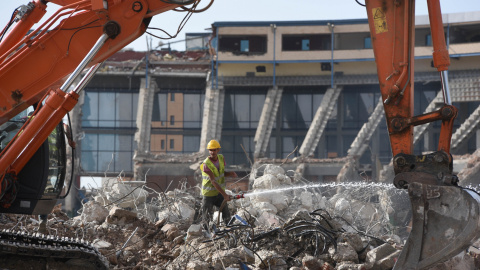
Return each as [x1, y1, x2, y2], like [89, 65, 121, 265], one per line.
[282, 89, 323, 130]
[302, 39, 310, 50]
[81, 151, 98, 172]
[161, 140, 165, 149]
[98, 151, 115, 173]
[116, 93, 134, 128]
[171, 93, 175, 101]
[250, 94, 266, 129]
[184, 93, 204, 128]
[282, 34, 331, 51]
[170, 115, 175, 125]
[235, 95, 250, 128]
[83, 133, 98, 151]
[81, 88, 138, 173]
[170, 139, 174, 149]
[325, 135, 338, 158]
[99, 134, 115, 151]
[282, 136, 303, 158]
[364, 37, 372, 49]
[98, 92, 116, 127]
[297, 94, 313, 124]
[221, 135, 254, 166]
[115, 152, 132, 172]
[219, 35, 267, 54]
[223, 89, 267, 130]
[240, 40, 249, 52]
[152, 93, 168, 122]
[426, 34, 432, 46]
[116, 135, 132, 151]
[82, 92, 98, 121]
[183, 136, 200, 152]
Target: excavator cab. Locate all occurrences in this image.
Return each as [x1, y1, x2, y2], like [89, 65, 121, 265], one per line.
[0, 107, 67, 215]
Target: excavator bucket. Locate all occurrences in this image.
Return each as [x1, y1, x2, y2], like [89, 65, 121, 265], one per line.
[394, 182, 480, 269]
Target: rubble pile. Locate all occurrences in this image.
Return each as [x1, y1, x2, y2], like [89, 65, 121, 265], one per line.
[0, 165, 479, 269]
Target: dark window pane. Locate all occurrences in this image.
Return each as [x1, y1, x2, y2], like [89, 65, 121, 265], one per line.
[184, 93, 203, 128]
[235, 95, 249, 128]
[99, 93, 116, 121]
[81, 151, 97, 172]
[116, 135, 132, 151]
[283, 34, 331, 51]
[98, 151, 115, 173]
[99, 134, 115, 151]
[115, 152, 132, 172]
[82, 92, 98, 121]
[83, 134, 98, 151]
[219, 35, 267, 54]
[183, 136, 200, 152]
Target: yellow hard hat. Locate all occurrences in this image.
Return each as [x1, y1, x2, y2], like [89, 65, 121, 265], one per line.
[207, 140, 221, 149]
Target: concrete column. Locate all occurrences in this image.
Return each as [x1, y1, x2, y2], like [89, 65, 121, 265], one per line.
[64, 89, 83, 217]
[134, 77, 157, 155]
[300, 87, 341, 157]
[254, 87, 283, 159]
[199, 84, 225, 152]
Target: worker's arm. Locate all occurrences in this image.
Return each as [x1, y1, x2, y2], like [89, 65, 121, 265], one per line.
[205, 170, 231, 201]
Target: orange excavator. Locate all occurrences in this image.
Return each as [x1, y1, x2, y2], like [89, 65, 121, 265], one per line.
[0, 0, 478, 269]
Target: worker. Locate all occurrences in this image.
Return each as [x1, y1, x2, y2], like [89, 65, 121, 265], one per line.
[200, 139, 238, 226]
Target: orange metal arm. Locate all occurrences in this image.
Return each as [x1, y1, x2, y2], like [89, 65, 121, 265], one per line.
[0, 0, 185, 201]
[0, 0, 179, 125]
[427, 0, 450, 72]
[366, 0, 455, 157]
[366, 0, 416, 156]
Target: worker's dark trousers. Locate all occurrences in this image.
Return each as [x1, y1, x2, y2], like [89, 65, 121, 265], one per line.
[201, 193, 230, 225]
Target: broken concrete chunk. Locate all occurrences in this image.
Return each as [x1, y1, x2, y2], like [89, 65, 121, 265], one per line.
[80, 201, 109, 223]
[186, 224, 202, 241]
[375, 250, 401, 270]
[255, 212, 281, 227]
[162, 224, 180, 241]
[329, 243, 359, 263]
[92, 239, 112, 250]
[253, 202, 278, 214]
[276, 174, 292, 185]
[186, 260, 210, 270]
[264, 164, 285, 176]
[302, 255, 323, 270]
[366, 243, 398, 266]
[283, 210, 312, 228]
[156, 201, 195, 223]
[338, 232, 365, 253]
[253, 174, 280, 190]
[106, 206, 138, 225]
[212, 247, 250, 269]
[254, 250, 287, 269]
[105, 182, 148, 209]
[299, 191, 313, 210]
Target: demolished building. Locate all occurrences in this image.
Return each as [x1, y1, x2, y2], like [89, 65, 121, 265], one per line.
[70, 12, 480, 213]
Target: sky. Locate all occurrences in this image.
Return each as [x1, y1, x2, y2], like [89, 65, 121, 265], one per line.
[1, 0, 480, 52]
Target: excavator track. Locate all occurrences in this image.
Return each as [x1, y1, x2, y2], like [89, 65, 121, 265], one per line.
[0, 229, 109, 269]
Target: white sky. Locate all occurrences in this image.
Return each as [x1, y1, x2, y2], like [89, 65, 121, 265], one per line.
[1, 1, 480, 51]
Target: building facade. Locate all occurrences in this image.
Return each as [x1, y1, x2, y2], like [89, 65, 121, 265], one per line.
[78, 12, 480, 185]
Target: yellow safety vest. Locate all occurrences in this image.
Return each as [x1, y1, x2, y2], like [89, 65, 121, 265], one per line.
[200, 155, 225, 196]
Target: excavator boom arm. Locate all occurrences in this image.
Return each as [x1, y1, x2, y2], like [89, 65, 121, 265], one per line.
[0, 0, 185, 206]
[366, 1, 480, 269]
